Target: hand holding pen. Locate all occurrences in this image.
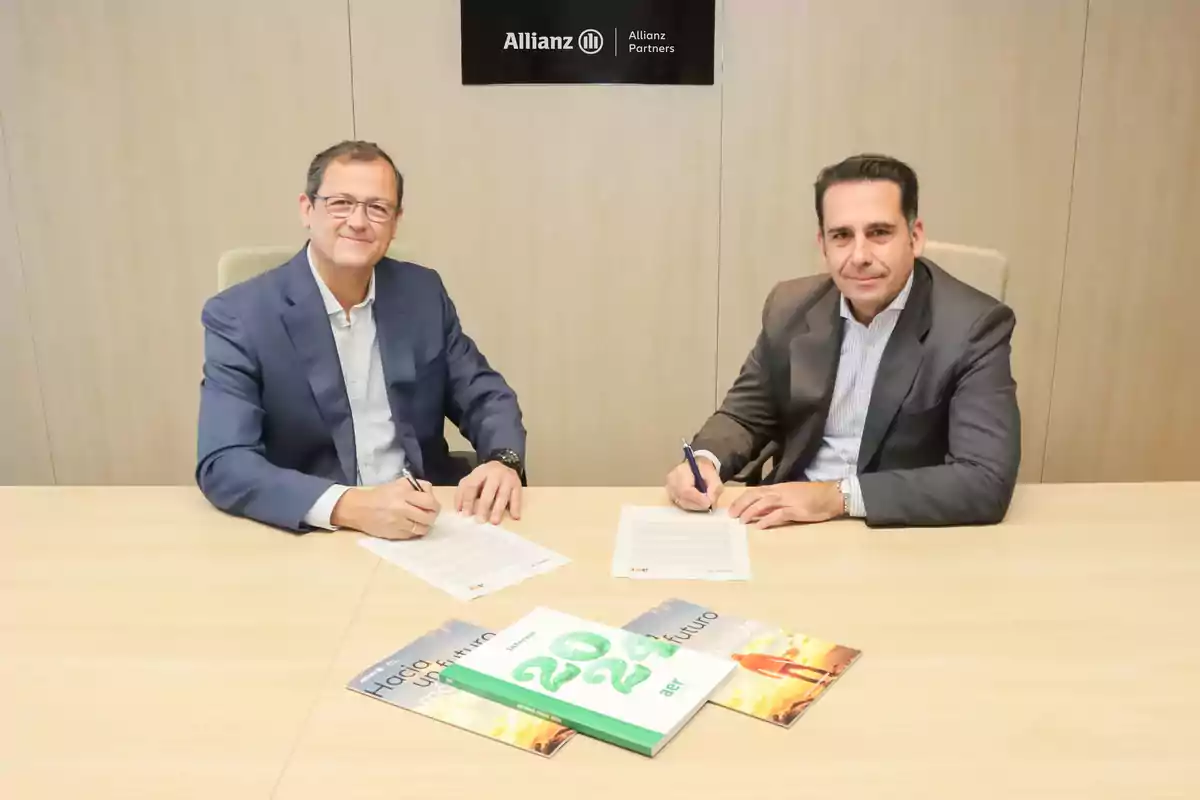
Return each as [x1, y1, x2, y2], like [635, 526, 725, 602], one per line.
[667, 439, 723, 512]
[330, 468, 439, 540]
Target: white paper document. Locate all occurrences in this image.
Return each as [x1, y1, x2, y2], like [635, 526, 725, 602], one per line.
[611, 505, 751, 581]
[359, 513, 569, 601]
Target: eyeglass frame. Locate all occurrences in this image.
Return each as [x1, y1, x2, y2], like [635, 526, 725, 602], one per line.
[310, 193, 399, 224]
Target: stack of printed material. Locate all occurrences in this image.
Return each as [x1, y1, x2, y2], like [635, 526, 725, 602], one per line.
[439, 606, 737, 756]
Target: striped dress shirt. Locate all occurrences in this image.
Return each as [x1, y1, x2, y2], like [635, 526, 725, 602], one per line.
[805, 270, 915, 516]
[697, 270, 914, 518]
[303, 246, 408, 530]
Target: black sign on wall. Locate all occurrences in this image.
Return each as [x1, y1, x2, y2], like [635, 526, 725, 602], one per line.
[460, 0, 716, 85]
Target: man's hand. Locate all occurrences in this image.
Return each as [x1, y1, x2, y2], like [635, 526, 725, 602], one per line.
[728, 481, 844, 528]
[330, 479, 441, 540]
[455, 461, 522, 524]
[666, 458, 723, 511]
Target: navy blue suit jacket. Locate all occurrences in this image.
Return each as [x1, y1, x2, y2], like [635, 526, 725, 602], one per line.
[196, 248, 525, 531]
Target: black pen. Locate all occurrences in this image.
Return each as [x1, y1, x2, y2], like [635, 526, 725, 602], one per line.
[682, 439, 712, 511]
[400, 468, 424, 492]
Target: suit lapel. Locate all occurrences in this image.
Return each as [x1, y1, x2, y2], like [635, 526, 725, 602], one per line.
[857, 261, 933, 470]
[279, 251, 357, 484]
[773, 284, 844, 481]
[372, 263, 425, 477]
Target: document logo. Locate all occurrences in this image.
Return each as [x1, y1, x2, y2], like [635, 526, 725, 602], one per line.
[578, 28, 604, 55]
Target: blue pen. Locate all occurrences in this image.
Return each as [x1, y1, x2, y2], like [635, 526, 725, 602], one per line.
[682, 439, 710, 508]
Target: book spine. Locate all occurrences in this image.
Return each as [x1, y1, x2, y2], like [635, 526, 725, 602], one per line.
[440, 664, 660, 756]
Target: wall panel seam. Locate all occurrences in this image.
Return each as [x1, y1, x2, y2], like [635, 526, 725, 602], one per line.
[0, 106, 57, 484]
[346, 0, 358, 137]
[712, 0, 727, 411]
[1040, 0, 1092, 482]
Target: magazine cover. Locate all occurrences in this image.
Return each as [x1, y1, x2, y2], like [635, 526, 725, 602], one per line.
[440, 607, 735, 756]
[624, 598, 860, 727]
[347, 619, 576, 756]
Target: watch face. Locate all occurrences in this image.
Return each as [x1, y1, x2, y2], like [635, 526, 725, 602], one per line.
[490, 449, 521, 469]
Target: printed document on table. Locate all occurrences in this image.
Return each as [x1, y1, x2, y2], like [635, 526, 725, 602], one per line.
[359, 513, 569, 601]
[611, 505, 751, 581]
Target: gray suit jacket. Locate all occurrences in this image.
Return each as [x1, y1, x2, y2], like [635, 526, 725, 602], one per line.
[693, 258, 1020, 527]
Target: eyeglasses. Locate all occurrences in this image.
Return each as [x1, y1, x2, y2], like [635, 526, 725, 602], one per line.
[312, 194, 397, 223]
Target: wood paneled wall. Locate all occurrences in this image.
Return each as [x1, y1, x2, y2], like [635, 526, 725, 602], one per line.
[1043, 0, 1200, 481]
[0, 0, 353, 484]
[0, 0, 1196, 486]
[348, 0, 722, 485]
[717, 0, 1088, 482]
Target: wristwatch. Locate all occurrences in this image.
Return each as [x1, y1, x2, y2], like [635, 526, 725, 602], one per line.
[486, 448, 523, 476]
[837, 478, 852, 517]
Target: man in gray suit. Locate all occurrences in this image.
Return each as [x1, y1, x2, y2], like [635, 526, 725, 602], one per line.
[197, 141, 526, 538]
[666, 154, 1020, 527]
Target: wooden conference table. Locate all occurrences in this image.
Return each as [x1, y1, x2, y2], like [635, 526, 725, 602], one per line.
[2, 483, 1198, 799]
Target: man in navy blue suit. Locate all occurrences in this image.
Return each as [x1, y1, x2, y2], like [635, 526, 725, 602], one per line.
[197, 140, 526, 538]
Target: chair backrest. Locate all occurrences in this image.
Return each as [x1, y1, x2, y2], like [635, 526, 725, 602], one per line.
[216, 243, 414, 291]
[922, 241, 1008, 301]
[216, 246, 295, 291]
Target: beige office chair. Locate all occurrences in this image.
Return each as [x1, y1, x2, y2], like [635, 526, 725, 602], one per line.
[217, 246, 293, 291]
[732, 240, 1010, 486]
[922, 240, 1008, 301]
[216, 243, 413, 291]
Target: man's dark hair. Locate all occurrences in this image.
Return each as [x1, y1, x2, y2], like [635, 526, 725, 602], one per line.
[305, 140, 404, 206]
[814, 153, 918, 230]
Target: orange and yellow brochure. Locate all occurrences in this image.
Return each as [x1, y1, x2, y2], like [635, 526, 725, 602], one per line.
[624, 599, 860, 727]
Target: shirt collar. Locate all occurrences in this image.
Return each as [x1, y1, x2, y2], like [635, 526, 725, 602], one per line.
[306, 243, 375, 317]
[839, 267, 915, 321]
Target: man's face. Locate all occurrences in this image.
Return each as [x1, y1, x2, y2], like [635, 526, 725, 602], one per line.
[818, 180, 924, 316]
[299, 157, 400, 270]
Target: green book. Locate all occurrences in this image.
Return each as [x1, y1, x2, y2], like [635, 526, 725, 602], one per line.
[440, 606, 736, 757]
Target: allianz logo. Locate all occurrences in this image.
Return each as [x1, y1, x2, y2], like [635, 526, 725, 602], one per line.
[503, 29, 604, 55]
